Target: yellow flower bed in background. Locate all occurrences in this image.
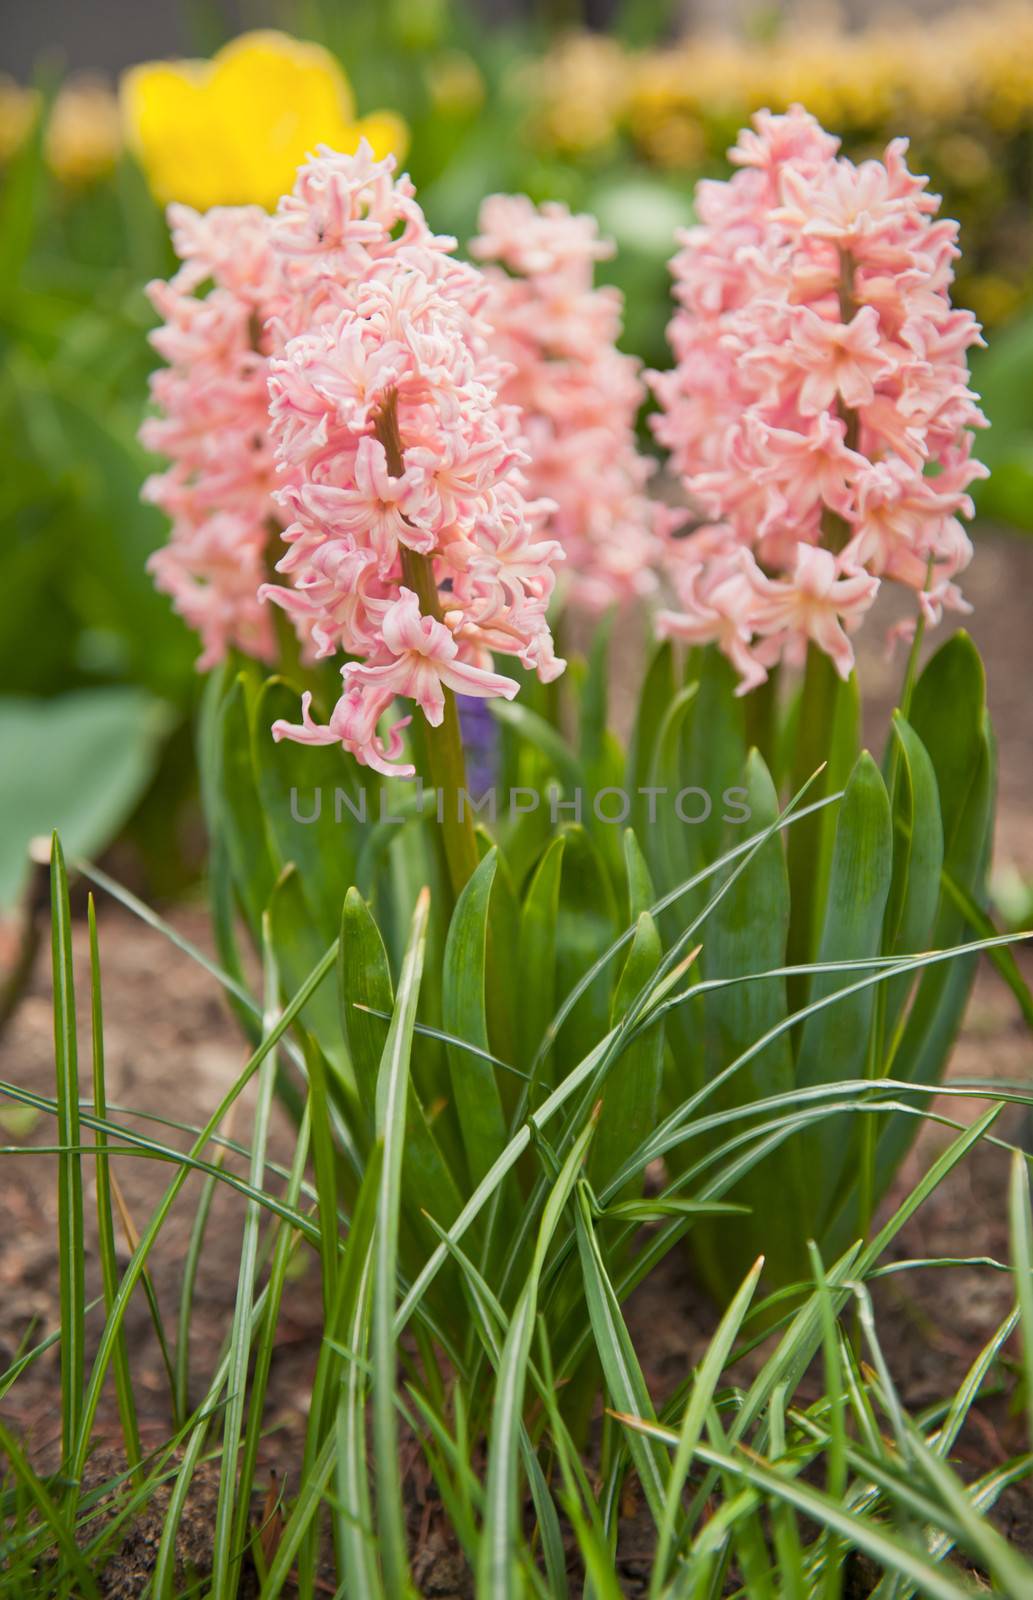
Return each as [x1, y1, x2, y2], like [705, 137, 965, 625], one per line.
[47, 78, 123, 186]
[531, 3, 1033, 322]
[534, 5, 1033, 158]
[121, 30, 409, 210]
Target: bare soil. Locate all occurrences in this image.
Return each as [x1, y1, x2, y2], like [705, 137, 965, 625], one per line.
[2, 528, 1032, 1595]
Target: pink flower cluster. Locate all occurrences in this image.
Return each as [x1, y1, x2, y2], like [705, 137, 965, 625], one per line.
[142, 144, 566, 776]
[650, 106, 987, 690]
[142, 204, 285, 669]
[260, 145, 564, 775]
[471, 196, 661, 610]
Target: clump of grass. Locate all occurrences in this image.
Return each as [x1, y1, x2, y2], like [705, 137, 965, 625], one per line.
[1, 837, 1031, 1598]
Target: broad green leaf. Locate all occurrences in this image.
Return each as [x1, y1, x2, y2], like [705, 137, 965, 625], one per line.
[794, 752, 892, 1228]
[484, 845, 520, 1088]
[516, 835, 565, 1072]
[443, 848, 510, 1186]
[692, 751, 803, 1296]
[786, 650, 860, 980]
[875, 689, 995, 1195]
[644, 680, 698, 904]
[217, 674, 277, 938]
[622, 829, 655, 923]
[972, 317, 1033, 528]
[268, 867, 354, 1109]
[554, 826, 620, 1081]
[626, 641, 675, 840]
[589, 911, 664, 1204]
[908, 632, 987, 851]
[340, 887, 395, 1143]
[680, 646, 747, 875]
[881, 713, 944, 1036]
[0, 688, 169, 911]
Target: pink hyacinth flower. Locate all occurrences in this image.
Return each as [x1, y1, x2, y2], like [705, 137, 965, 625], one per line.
[650, 105, 986, 689]
[345, 589, 520, 728]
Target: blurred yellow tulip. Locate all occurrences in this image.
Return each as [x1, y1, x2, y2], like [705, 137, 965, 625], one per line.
[120, 29, 409, 211]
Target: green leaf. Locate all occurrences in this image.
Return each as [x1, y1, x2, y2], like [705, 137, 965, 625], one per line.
[484, 846, 520, 1085]
[51, 833, 84, 1476]
[691, 751, 803, 1295]
[554, 826, 620, 1082]
[876, 642, 995, 1193]
[516, 835, 565, 1072]
[626, 642, 676, 840]
[644, 680, 697, 900]
[680, 646, 748, 874]
[971, 314, 1033, 529]
[340, 886, 395, 1144]
[651, 1255, 764, 1592]
[478, 1120, 596, 1598]
[1010, 1151, 1033, 1449]
[268, 866, 355, 1107]
[217, 674, 278, 938]
[908, 632, 988, 852]
[881, 713, 944, 1035]
[0, 689, 169, 911]
[0, 1419, 101, 1600]
[786, 650, 860, 978]
[211, 913, 282, 1598]
[373, 889, 430, 1597]
[574, 1184, 668, 1526]
[589, 912, 664, 1205]
[794, 752, 893, 1227]
[87, 897, 141, 1479]
[442, 849, 510, 1187]
[339, 894, 465, 1273]
[622, 829, 655, 923]
[71, 934, 341, 1488]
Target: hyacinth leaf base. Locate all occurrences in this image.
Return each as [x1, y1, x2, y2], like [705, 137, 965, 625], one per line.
[200, 630, 994, 1320]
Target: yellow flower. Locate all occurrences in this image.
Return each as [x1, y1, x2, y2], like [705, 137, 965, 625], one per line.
[46, 78, 121, 186]
[120, 29, 409, 211]
[0, 76, 39, 165]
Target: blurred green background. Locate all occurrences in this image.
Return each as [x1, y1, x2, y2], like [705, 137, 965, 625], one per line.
[2, 0, 1033, 917]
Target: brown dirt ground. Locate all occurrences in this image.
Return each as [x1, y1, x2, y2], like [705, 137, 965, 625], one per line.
[1, 528, 1032, 1595]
